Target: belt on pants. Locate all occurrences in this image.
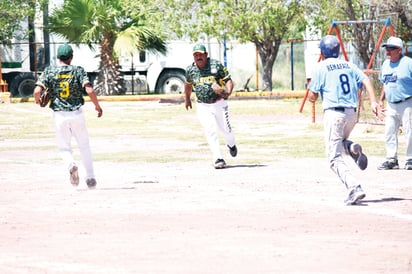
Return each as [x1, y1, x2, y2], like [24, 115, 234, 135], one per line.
[329, 107, 357, 112]
[197, 98, 222, 104]
[391, 96, 412, 104]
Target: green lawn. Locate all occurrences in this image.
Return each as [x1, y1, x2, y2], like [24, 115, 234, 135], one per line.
[0, 98, 397, 164]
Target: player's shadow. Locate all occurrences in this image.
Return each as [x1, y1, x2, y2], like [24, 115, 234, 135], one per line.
[224, 164, 267, 169]
[359, 197, 411, 205]
[76, 180, 159, 191]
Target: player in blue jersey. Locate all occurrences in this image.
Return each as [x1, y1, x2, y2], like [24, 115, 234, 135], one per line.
[377, 36, 412, 170]
[33, 43, 103, 188]
[308, 35, 379, 205]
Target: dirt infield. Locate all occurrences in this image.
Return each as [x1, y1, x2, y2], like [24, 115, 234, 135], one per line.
[1, 100, 411, 274]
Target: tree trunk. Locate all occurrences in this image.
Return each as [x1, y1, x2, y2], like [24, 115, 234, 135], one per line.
[344, 0, 376, 68]
[94, 37, 125, 95]
[254, 38, 281, 91]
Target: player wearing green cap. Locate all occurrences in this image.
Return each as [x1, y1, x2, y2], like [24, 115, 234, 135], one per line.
[33, 43, 103, 188]
[184, 44, 237, 169]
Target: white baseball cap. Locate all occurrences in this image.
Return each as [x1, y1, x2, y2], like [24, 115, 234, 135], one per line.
[382, 36, 403, 49]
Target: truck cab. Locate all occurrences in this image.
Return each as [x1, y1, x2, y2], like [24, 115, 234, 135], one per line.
[1, 42, 38, 98]
[1, 40, 194, 96]
[118, 41, 193, 94]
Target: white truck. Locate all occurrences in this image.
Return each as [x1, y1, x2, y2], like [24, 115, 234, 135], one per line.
[117, 41, 194, 95]
[0, 2, 194, 97]
[1, 37, 193, 97]
[1, 1, 259, 97]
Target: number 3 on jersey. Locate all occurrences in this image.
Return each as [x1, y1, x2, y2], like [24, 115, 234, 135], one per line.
[59, 81, 70, 98]
[339, 74, 350, 94]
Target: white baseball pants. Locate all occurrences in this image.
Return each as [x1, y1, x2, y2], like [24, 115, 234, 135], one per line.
[196, 99, 235, 161]
[384, 100, 412, 161]
[323, 108, 358, 189]
[53, 108, 95, 180]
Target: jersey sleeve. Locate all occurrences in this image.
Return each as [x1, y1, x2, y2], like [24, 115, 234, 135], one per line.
[307, 64, 322, 93]
[217, 63, 231, 82]
[352, 64, 367, 85]
[185, 64, 195, 84]
[35, 66, 52, 89]
[76, 66, 90, 87]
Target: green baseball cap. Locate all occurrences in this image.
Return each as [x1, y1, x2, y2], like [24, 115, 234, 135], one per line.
[193, 44, 207, 54]
[57, 43, 73, 60]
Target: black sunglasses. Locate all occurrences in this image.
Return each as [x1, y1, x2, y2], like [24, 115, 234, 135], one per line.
[386, 47, 399, 51]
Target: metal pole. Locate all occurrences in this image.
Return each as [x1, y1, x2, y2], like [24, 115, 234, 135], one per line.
[0, 50, 3, 82]
[290, 41, 294, 91]
[223, 36, 227, 67]
[131, 55, 134, 95]
[255, 46, 259, 90]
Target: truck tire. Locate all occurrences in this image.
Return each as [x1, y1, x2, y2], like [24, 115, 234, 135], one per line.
[9, 73, 36, 97]
[156, 71, 186, 94]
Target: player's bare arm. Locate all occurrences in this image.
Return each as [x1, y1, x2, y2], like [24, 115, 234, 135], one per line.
[184, 82, 193, 110]
[84, 83, 103, 118]
[378, 86, 386, 105]
[225, 79, 234, 96]
[308, 90, 318, 103]
[376, 86, 387, 119]
[362, 78, 379, 116]
[33, 85, 43, 104]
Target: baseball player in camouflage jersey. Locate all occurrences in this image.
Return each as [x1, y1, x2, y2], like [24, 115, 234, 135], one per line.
[185, 44, 237, 169]
[33, 43, 103, 188]
[308, 35, 379, 205]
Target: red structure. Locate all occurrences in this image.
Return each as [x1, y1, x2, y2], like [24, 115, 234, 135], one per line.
[299, 17, 395, 123]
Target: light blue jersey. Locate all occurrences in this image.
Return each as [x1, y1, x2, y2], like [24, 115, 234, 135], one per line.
[379, 55, 412, 103]
[309, 58, 367, 110]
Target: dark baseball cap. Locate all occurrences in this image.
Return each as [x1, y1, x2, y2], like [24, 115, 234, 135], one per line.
[193, 44, 207, 54]
[57, 43, 73, 60]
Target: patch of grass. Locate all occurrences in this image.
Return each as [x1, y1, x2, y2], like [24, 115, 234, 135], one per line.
[0, 98, 398, 165]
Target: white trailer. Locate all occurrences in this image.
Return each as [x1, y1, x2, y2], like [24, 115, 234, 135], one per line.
[1, 0, 258, 97]
[0, 1, 193, 97]
[118, 41, 194, 94]
[1, 34, 193, 97]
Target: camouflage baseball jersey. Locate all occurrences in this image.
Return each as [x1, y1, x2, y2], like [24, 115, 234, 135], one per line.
[185, 58, 231, 103]
[36, 65, 90, 111]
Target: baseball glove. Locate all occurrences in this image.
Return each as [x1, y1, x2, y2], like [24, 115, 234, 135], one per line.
[39, 89, 50, 108]
[211, 82, 230, 99]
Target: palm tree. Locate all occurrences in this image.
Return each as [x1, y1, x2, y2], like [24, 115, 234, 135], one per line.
[47, 0, 167, 95]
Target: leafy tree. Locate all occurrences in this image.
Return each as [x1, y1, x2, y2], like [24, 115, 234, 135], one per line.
[47, 0, 167, 95]
[307, 0, 412, 69]
[343, 1, 379, 68]
[0, 0, 36, 45]
[305, 0, 378, 68]
[162, 0, 307, 91]
[0, 0, 36, 82]
[382, 0, 412, 41]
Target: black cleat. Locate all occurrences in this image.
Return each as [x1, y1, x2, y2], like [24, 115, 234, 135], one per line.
[344, 185, 366, 205]
[228, 145, 237, 157]
[86, 178, 97, 188]
[214, 159, 226, 169]
[350, 143, 368, 170]
[378, 159, 399, 170]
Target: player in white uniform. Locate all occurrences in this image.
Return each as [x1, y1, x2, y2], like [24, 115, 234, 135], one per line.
[33, 44, 103, 188]
[308, 35, 379, 205]
[184, 44, 237, 169]
[378, 36, 412, 170]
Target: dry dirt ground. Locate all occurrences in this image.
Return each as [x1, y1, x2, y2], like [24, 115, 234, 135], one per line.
[0, 100, 411, 274]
